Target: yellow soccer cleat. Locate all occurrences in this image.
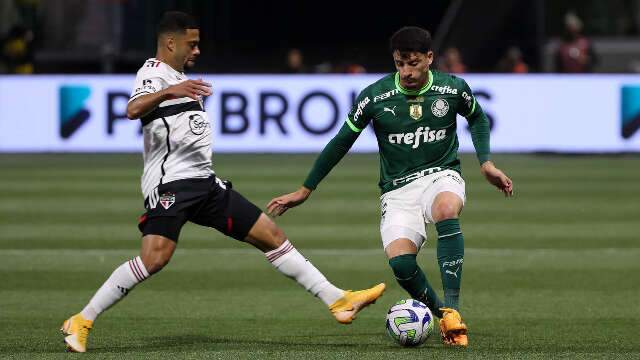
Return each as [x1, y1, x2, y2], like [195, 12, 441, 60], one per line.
[439, 307, 468, 347]
[329, 283, 386, 324]
[60, 313, 93, 353]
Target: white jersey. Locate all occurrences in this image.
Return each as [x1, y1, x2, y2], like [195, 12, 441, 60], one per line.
[129, 58, 214, 199]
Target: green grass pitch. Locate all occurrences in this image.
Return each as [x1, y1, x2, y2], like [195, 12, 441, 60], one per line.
[1, 153, 639, 359]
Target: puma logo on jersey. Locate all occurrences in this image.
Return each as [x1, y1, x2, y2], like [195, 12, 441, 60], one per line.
[445, 267, 460, 278]
[383, 106, 397, 116]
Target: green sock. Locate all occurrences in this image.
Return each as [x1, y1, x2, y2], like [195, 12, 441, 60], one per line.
[436, 219, 464, 310]
[389, 254, 444, 317]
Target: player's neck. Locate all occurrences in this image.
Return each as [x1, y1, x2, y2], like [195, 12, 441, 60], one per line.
[155, 53, 184, 73]
[413, 70, 431, 90]
[398, 70, 431, 92]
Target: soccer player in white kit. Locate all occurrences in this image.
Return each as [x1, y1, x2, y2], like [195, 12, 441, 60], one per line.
[60, 11, 384, 353]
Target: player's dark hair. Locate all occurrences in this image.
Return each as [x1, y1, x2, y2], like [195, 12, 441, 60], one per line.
[389, 26, 432, 54]
[157, 11, 199, 37]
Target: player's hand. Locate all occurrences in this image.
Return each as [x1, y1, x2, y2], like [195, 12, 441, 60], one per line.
[480, 161, 513, 197]
[167, 78, 212, 100]
[267, 187, 312, 217]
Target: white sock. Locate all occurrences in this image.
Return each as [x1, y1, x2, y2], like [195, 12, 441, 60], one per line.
[80, 256, 150, 321]
[265, 240, 343, 306]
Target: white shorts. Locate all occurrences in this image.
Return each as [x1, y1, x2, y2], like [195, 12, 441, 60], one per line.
[380, 169, 466, 250]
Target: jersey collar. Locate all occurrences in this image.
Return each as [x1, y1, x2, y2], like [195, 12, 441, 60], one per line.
[151, 57, 185, 75]
[394, 70, 433, 96]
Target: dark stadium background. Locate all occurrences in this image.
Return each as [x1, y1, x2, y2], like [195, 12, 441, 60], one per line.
[5, 0, 637, 74]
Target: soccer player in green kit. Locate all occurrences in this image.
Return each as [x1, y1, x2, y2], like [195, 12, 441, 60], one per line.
[268, 27, 513, 347]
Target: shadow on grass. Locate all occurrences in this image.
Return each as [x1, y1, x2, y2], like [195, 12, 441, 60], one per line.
[0, 332, 440, 354]
[88, 334, 446, 354]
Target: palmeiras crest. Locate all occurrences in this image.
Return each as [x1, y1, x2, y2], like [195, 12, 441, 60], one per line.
[431, 98, 449, 117]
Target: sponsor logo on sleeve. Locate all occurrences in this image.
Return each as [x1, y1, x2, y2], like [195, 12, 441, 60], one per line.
[462, 91, 473, 109]
[353, 96, 371, 122]
[141, 79, 158, 93]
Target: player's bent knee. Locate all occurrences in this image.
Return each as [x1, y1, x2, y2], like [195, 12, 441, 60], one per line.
[245, 213, 286, 251]
[140, 244, 173, 274]
[140, 234, 176, 274]
[432, 203, 460, 222]
[141, 252, 171, 274]
[270, 226, 286, 245]
[384, 236, 420, 258]
[432, 192, 463, 222]
[262, 220, 286, 248]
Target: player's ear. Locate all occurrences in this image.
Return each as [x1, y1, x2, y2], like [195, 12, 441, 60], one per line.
[166, 35, 176, 52]
[426, 51, 434, 66]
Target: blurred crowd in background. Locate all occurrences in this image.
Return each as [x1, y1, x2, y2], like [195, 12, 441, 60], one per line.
[1, 0, 639, 75]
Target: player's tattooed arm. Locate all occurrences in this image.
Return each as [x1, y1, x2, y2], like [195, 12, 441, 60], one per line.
[127, 79, 212, 120]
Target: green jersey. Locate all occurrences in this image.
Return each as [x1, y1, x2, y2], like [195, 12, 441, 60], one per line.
[304, 70, 490, 194]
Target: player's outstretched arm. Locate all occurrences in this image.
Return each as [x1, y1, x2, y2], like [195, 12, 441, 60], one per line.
[267, 122, 360, 217]
[480, 161, 513, 197]
[127, 79, 212, 120]
[267, 186, 312, 216]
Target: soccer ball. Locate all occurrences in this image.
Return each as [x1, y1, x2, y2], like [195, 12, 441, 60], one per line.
[385, 299, 435, 347]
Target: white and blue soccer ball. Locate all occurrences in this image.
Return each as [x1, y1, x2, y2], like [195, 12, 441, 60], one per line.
[385, 299, 435, 347]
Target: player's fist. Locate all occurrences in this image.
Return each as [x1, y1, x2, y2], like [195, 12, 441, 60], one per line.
[480, 161, 513, 197]
[267, 187, 312, 217]
[168, 78, 212, 100]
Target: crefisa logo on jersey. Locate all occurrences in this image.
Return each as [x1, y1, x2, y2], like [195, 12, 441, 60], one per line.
[159, 192, 175, 210]
[431, 98, 449, 117]
[59, 85, 91, 139]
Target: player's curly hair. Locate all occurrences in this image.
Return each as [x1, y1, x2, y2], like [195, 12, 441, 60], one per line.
[389, 26, 432, 54]
[157, 11, 199, 36]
